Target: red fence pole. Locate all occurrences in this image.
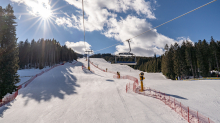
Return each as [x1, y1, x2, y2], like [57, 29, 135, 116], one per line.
[174, 98, 176, 111]
[188, 107, 189, 123]
[133, 83, 134, 92]
[169, 96, 170, 102]
[208, 118, 210, 123]
[180, 102, 182, 117]
[197, 111, 199, 123]
[158, 91, 160, 99]
[164, 93, 166, 104]
[129, 83, 130, 89]
[168, 96, 171, 108]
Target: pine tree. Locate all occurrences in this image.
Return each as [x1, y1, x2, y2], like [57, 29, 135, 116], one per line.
[185, 41, 195, 78]
[18, 41, 24, 68]
[162, 44, 175, 79]
[210, 36, 219, 73]
[179, 41, 188, 78]
[30, 39, 35, 68]
[0, 6, 4, 45]
[196, 40, 209, 77]
[173, 43, 181, 78]
[202, 39, 210, 77]
[24, 39, 30, 68]
[0, 4, 19, 99]
[154, 53, 157, 72]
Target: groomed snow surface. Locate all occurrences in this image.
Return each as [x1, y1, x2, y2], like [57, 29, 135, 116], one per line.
[0, 58, 219, 123]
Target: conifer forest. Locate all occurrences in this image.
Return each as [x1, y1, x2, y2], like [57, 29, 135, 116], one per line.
[0, 5, 77, 99]
[0, 3, 219, 100]
[91, 37, 220, 80]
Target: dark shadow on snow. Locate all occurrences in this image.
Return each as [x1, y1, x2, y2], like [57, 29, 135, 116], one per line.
[94, 74, 105, 78]
[0, 104, 10, 118]
[165, 93, 188, 100]
[81, 64, 106, 78]
[143, 89, 188, 100]
[106, 79, 114, 82]
[82, 68, 94, 74]
[19, 62, 83, 106]
[0, 99, 17, 118]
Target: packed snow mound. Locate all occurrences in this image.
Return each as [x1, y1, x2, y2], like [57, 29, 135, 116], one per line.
[1, 58, 219, 123]
[88, 58, 220, 123]
[1, 60, 187, 123]
[16, 67, 52, 86]
[90, 58, 167, 80]
[143, 73, 167, 80]
[90, 58, 135, 72]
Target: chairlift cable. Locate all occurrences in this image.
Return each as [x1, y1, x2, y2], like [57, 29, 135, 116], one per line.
[129, 0, 216, 40]
[94, 43, 121, 52]
[82, 0, 86, 49]
[93, 0, 216, 53]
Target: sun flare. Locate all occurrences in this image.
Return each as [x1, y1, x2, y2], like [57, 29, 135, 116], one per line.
[39, 8, 52, 20]
[21, 0, 65, 36]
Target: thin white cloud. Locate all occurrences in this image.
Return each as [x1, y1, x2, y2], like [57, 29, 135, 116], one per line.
[56, 17, 73, 28]
[64, 0, 156, 18]
[56, 0, 156, 32]
[12, 0, 192, 57]
[18, 14, 21, 20]
[104, 15, 181, 56]
[65, 41, 91, 54]
[57, 0, 180, 56]
[176, 36, 193, 45]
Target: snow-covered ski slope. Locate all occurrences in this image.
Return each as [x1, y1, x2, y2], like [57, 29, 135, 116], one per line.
[16, 66, 51, 86]
[0, 58, 219, 123]
[89, 58, 220, 123]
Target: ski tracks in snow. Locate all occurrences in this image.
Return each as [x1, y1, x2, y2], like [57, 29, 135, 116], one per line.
[116, 86, 134, 122]
[0, 59, 188, 123]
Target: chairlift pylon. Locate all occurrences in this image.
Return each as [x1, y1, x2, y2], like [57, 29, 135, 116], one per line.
[115, 39, 137, 65]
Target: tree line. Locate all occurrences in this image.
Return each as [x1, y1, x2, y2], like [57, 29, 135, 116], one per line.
[18, 38, 77, 69]
[0, 4, 78, 99]
[92, 37, 220, 80]
[162, 37, 220, 80]
[90, 53, 155, 71]
[0, 5, 19, 99]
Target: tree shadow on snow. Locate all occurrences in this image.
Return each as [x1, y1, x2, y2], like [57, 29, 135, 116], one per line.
[82, 68, 94, 74]
[106, 79, 114, 82]
[0, 99, 16, 118]
[144, 89, 188, 100]
[19, 63, 82, 106]
[0, 104, 9, 118]
[165, 93, 188, 100]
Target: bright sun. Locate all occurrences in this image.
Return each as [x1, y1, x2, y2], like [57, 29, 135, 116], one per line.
[23, 1, 63, 35]
[39, 8, 52, 20]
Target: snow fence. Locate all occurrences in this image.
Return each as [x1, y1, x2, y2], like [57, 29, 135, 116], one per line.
[126, 83, 214, 123]
[87, 60, 214, 123]
[90, 62, 106, 72]
[0, 62, 78, 108]
[89, 61, 117, 74]
[82, 65, 95, 73]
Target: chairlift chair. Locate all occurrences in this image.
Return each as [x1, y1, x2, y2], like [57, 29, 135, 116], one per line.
[115, 39, 137, 65]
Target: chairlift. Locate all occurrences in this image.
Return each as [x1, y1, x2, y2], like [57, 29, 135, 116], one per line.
[115, 39, 137, 65]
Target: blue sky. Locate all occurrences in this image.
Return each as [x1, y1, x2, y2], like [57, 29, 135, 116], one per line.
[1, 0, 220, 56]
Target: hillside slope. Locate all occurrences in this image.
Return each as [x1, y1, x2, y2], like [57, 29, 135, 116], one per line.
[89, 58, 220, 123]
[0, 58, 193, 123]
